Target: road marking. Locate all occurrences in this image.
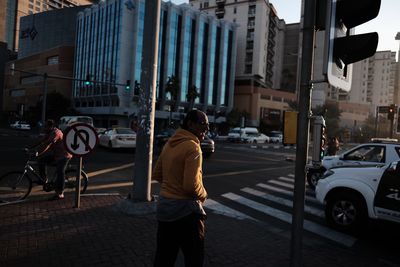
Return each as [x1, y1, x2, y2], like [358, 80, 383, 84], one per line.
[204, 199, 257, 221]
[222, 192, 356, 247]
[241, 187, 324, 218]
[256, 183, 319, 205]
[86, 163, 135, 178]
[269, 180, 294, 189]
[204, 166, 287, 178]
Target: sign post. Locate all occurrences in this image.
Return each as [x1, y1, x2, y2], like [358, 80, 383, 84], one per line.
[63, 123, 98, 208]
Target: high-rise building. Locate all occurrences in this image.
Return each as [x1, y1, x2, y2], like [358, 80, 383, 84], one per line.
[73, 0, 237, 128]
[189, 0, 287, 90]
[0, 0, 93, 52]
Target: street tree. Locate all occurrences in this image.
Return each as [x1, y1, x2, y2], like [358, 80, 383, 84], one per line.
[186, 84, 200, 111]
[165, 75, 180, 125]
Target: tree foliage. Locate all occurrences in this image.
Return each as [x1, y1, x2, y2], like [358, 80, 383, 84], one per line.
[186, 84, 200, 111]
[226, 108, 250, 127]
[165, 75, 179, 111]
[312, 102, 341, 137]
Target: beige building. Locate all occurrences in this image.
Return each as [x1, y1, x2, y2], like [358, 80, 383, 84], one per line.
[189, 0, 287, 89]
[3, 46, 75, 119]
[0, 0, 93, 52]
[234, 85, 296, 127]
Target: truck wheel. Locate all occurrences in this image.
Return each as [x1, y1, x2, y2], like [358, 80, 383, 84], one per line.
[325, 192, 367, 233]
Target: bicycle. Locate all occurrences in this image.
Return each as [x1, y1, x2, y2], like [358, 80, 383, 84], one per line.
[0, 150, 89, 203]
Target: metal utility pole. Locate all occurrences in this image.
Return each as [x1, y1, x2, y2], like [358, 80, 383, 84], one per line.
[290, 0, 316, 266]
[132, 0, 161, 202]
[41, 73, 48, 125]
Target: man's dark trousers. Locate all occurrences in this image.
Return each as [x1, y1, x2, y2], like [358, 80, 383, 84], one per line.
[154, 213, 205, 267]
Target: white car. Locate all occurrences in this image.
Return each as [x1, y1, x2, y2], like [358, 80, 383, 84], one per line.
[315, 161, 400, 233]
[268, 131, 282, 143]
[10, 121, 31, 130]
[244, 133, 270, 144]
[99, 128, 136, 149]
[307, 141, 400, 189]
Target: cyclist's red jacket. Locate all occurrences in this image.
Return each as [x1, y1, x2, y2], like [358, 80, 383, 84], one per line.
[44, 128, 73, 160]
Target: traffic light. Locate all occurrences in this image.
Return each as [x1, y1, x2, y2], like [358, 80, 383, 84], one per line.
[312, 116, 326, 163]
[85, 74, 92, 86]
[324, 0, 381, 92]
[396, 107, 400, 134]
[388, 104, 395, 120]
[126, 80, 131, 91]
[134, 80, 140, 95]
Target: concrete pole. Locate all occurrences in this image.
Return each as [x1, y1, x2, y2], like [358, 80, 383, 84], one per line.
[290, 0, 316, 266]
[132, 0, 161, 202]
[41, 73, 48, 125]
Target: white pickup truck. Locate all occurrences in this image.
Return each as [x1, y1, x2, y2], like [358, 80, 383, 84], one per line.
[307, 141, 400, 189]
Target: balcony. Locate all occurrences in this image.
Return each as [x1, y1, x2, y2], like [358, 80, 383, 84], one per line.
[216, 0, 226, 4]
[215, 7, 225, 18]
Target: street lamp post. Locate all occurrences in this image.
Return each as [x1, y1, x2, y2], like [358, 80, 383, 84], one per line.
[41, 73, 48, 126]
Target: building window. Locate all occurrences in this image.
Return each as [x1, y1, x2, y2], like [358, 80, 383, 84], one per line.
[47, 56, 59, 65]
[204, 2, 209, 8]
[244, 64, 252, 74]
[233, 7, 236, 14]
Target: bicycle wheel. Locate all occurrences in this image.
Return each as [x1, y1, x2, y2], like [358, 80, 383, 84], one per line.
[0, 171, 32, 203]
[64, 169, 88, 194]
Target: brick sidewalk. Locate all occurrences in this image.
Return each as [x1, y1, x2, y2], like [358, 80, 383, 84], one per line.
[0, 195, 396, 267]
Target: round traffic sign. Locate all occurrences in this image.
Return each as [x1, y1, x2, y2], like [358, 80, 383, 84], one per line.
[63, 123, 98, 157]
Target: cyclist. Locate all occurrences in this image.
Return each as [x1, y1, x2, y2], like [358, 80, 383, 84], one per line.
[28, 119, 73, 200]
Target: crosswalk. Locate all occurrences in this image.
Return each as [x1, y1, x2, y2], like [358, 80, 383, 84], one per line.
[204, 173, 357, 247]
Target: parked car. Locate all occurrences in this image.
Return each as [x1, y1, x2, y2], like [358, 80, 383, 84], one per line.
[315, 161, 400, 233]
[307, 140, 400, 189]
[200, 135, 215, 158]
[244, 133, 270, 144]
[227, 127, 259, 143]
[155, 128, 215, 158]
[268, 131, 283, 143]
[10, 121, 31, 130]
[98, 128, 136, 149]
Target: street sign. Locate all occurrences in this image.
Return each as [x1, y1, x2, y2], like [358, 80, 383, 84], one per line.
[63, 123, 98, 157]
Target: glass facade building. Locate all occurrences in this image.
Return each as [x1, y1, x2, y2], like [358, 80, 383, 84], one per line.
[73, 0, 237, 126]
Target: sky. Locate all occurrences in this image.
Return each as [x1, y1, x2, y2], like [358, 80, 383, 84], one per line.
[171, 0, 400, 53]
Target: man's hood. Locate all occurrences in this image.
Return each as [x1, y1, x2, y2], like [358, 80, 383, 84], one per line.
[168, 129, 199, 148]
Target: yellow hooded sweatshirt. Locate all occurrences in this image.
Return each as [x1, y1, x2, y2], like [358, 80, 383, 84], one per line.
[152, 128, 207, 202]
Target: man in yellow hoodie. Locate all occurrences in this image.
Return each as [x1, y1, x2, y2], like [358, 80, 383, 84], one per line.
[153, 109, 209, 267]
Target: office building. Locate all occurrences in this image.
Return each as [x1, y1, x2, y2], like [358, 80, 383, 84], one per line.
[0, 0, 93, 52]
[73, 0, 237, 128]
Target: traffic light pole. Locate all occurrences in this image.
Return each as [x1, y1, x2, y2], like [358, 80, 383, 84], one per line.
[290, 0, 316, 266]
[132, 0, 161, 202]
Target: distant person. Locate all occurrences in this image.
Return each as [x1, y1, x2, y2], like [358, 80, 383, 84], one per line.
[152, 110, 209, 267]
[28, 119, 73, 200]
[326, 136, 340, 156]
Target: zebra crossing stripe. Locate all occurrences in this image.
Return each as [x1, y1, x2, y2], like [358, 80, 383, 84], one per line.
[277, 177, 315, 195]
[204, 199, 257, 221]
[256, 183, 320, 205]
[222, 192, 356, 247]
[288, 174, 295, 178]
[278, 176, 293, 183]
[269, 180, 294, 189]
[241, 187, 324, 218]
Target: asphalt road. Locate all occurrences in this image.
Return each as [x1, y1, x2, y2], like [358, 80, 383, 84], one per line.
[1, 128, 399, 266]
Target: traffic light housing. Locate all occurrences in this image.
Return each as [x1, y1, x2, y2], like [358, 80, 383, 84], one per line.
[126, 80, 131, 91]
[388, 105, 395, 120]
[85, 74, 92, 86]
[312, 116, 326, 163]
[134, 80, 140, 95]
[324, 0, 381, 91]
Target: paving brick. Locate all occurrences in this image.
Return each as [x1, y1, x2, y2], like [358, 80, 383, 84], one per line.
[1, 195, 398, 266]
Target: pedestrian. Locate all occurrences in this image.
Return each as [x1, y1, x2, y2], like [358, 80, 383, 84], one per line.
[326, 136, 340, 156]
[152, 109, 209, 267]
[28, 119, 73, 200]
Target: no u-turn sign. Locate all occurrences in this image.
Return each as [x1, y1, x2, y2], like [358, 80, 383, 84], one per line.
[63, 123, 98, 157]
